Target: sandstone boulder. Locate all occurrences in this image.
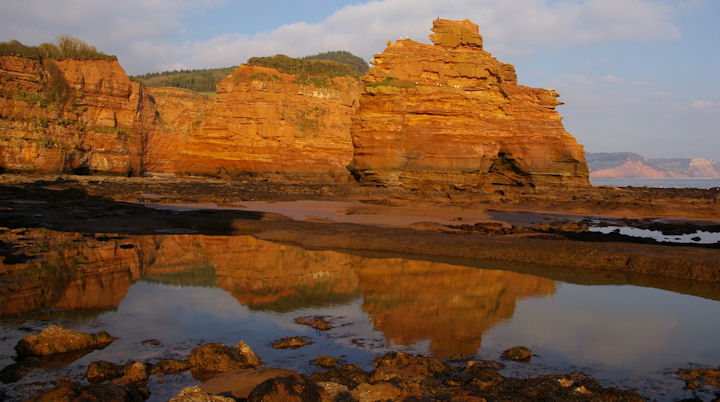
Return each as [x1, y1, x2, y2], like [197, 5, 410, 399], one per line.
[311, 355, 340, 369]
[188, 342, 260, 377]
[15, 326, 114, 357]
[246, 374, 321, 402]
[430, 18, 484, 49]
[170, 386, 235, 402]
[149, 358, 191, 376]
[501, 346, 533, 362]
[200, 368, 300, 400]
[86, 360, 123, 383]
[270, 336, 313, 349]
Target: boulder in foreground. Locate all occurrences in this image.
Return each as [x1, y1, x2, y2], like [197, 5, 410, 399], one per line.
[15, 325, 114, 357]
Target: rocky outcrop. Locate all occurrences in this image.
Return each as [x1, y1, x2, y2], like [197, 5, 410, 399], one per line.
[350, 19, 589, 192]
[175, 65, 361, 181]
[188, 342, 261, 377]
[0, 56, 157, 175]
[2, 22, 592, 190]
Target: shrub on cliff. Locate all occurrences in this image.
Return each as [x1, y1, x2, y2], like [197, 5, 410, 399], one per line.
[247, 54, 357, 78]
[0, 35, 116, 61]
[54, 35, 116, 61]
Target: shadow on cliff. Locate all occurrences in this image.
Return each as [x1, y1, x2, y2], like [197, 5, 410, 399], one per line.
[0, 178, 282, 235]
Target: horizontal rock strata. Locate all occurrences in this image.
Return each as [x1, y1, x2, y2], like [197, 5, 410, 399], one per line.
[175, 65, 361, 182]
[350, 19, 589, 192]
[0, 56, 156, 175]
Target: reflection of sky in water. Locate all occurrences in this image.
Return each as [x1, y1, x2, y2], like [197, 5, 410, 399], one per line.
[589, 226, 720, 244]
[2, 259, 719, 400]
[483, 284, 720, 398]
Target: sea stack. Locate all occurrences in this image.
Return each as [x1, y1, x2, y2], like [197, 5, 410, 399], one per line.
[349, 19, 589, 192]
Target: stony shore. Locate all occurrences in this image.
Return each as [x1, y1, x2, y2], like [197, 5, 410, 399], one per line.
[2, 326, 651, 401]
[1, 174, 719, 286]
[1, 174, 719, 400]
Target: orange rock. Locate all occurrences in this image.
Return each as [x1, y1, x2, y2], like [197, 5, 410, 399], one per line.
[174, 65, 360, 181]
[429, 18, 484, 49]
[0, 56, 157, 175]
[350, 19, 589, 192]
[144, 87, 210, 173]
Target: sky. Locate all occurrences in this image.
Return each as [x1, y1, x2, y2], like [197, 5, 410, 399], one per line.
[1, 0, 718, 161]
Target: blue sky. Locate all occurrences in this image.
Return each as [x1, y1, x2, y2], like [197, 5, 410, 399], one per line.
[1, 0, 718, 160]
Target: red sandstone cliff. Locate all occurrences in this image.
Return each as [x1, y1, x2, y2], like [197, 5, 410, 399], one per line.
[1, 21, 591, 189]
[144, 87, 210, 173]
[174, 65, 361, 181]
[0, 56, 157, 175]
[349, 19, 589, 192]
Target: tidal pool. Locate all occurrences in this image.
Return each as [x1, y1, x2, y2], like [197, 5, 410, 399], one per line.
[1, 234, 719, 401]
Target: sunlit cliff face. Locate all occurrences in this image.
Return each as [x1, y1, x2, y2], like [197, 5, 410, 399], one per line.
[350, 19, 589, 191]
[1, 231, 554, 358]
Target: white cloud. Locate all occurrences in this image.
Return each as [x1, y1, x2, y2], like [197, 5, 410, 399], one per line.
[690, 99, 717, 109]
[0, 0, 683, 74]
[0, 0, 223, 72]
[170, 0, 682, 72]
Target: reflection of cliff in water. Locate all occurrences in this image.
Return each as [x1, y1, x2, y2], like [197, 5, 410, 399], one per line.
[354, 259, 555, 356]
[0, 231, 555, 357]
[0, 230, 143, 317]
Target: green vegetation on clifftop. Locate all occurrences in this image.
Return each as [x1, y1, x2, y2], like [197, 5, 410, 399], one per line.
[302, 50, 369, 74]
[0, 35, 116, 61]
[131, 66, 238, 93]
[130, 50, 367, 93]
[247, 54, 357, 78]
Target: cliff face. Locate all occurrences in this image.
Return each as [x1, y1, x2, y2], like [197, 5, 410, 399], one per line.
[144, 87, 209, 173]
[175, 65, 361, 181]
[0, 56, 157, 175]
[1, 22, 592, 190]
[350, 19, 589, 192]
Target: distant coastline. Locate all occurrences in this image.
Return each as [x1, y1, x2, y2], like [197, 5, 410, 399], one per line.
[590, 177, 720, 189]
[587, 152, 720, 179]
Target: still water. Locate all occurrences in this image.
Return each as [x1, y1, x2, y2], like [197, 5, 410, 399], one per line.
[1, 234, 719, 400]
